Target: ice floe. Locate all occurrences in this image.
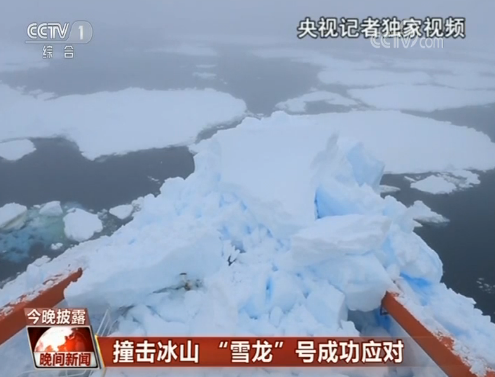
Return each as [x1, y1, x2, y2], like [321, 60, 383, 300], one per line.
[63, 209, 103, 242]
[0, 84, 246, 159]
[407, 201, 449, 224]
[378, 185, 400, 194]
[148, 44, 217, 57]
[433, 74, 495, 90]
[109, 204, 134, 220]
[39, 201, 63, 217]
[232, 111, 495, 174]
[411, 171, 481, 194]
[411, 175, 457, 194]
[0, 203, 28, 231]
[318, 70, 431, 87]
[196, 64, 216, 69]
[251, 48, 380, 70]
[0, 139, 35, 161]
[0, 42, 50, 72]
[275, 91, 357, 113]
[50, 243, 63, 251]
[347, 85, 495, 112]
[193, 72, 216, 80]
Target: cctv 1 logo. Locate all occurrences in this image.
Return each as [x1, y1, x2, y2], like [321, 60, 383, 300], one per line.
[26, 21, 93, 44]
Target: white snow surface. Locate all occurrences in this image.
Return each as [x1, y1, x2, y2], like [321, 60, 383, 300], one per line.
[407, 201, 448, 224]
[0, 84, 246, 159]
[275, 91, 357, 113]
[347, 85, 495, 112]
[39, 201, 63, 217]
[411, 176, 458, 194]
[63, 209, 103, 242]
[1, 113, 494, 375]
[109, 204, 134, 220]
[318, 70, 431, 87]
[0, 139, 35, 161]
[0, 203, 28, 231]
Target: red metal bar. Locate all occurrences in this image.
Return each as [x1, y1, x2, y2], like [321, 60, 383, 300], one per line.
[382, 291, 495, 377]
[0, 268, 83, 345]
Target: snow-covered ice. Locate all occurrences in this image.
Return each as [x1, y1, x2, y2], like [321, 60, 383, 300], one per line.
[39, 201, 63, 217]
[347, 85, 495, 112]
[1, 110, 495, 375]
[0, 139, 35, 161]
[0, 84, 246, 159]
[193, 71, 216, 80]
[411, 176, 458, 194]
[0, 203, 28, 231]
[318, 70, 431, 87]
[109, 204, 134, 220]
[63, 209, 103, 242]
[407, 201, 449, 224]
[275, 91, 357, 113]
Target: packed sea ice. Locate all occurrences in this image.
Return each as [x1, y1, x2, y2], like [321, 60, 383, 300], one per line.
[2, 111, 494, 376]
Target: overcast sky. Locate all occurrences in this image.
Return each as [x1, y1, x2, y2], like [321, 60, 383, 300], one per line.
[1, 0, 494, 54]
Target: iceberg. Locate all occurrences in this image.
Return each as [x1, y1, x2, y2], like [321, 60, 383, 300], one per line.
[1, 112, 494, 376]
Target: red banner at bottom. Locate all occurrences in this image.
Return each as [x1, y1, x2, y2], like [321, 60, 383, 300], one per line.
[96, 337, 405, 367]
